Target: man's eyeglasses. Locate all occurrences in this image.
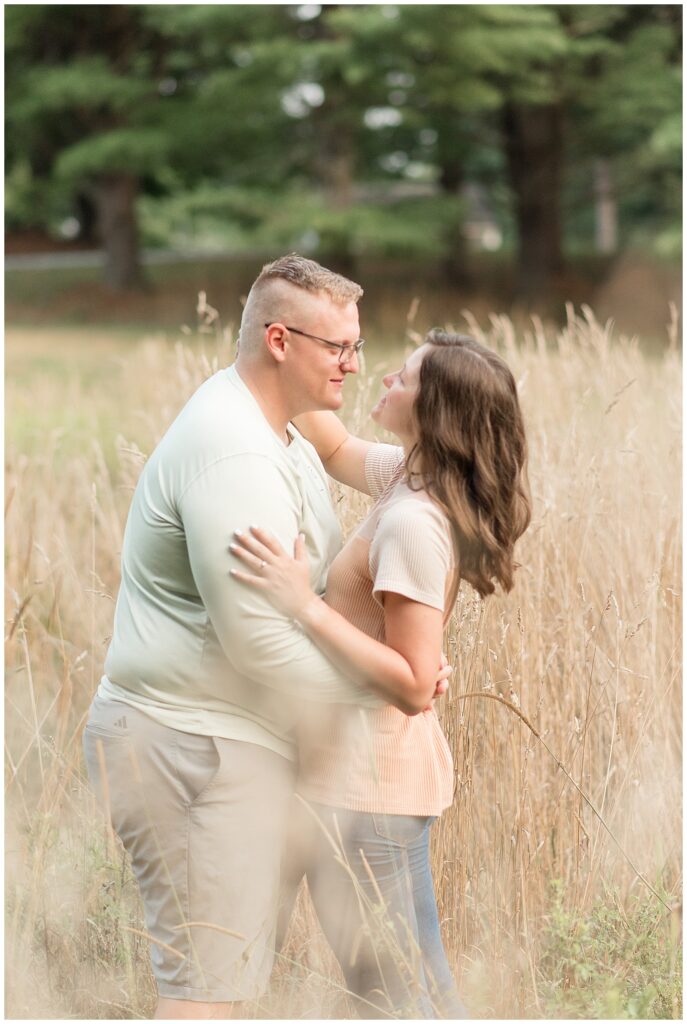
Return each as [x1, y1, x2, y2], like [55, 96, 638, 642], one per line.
[264, 323, 365, 365]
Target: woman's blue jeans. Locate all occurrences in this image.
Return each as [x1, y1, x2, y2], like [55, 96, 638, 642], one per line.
[278, 800, 467, 1019]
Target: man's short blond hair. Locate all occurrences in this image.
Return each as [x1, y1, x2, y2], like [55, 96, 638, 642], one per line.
[253, 253, 363, 305]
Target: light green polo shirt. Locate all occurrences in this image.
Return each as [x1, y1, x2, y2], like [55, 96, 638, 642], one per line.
[99, 363, 375, 760]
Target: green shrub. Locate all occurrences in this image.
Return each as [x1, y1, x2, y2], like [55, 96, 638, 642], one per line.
[538, 880, 682, 1019]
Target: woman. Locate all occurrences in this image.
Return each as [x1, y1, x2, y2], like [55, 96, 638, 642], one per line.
[231, 329, 531, 1018]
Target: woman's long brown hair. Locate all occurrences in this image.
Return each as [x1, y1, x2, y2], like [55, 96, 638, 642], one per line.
[406, 329, 531, 600]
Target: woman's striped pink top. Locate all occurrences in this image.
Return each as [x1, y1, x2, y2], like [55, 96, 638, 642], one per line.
[296, 443, 455, 816]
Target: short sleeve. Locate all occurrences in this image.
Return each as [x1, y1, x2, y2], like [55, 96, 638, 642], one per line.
[179, 452, 382, 707]
[364, 443, 405, 499]
[369, 499, 454, 611]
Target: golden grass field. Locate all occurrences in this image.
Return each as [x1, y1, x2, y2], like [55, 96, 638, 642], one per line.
[5, 304, 682, 1019]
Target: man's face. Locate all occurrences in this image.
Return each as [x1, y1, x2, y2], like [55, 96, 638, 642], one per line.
[280, 294, 361, 413]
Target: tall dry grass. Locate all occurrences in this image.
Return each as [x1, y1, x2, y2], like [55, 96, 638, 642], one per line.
[5, 306, 682, 1019]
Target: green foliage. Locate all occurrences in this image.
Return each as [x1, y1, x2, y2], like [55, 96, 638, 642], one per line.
[56, 129, 170, 179]
[538, 880, 682, 1019]
[12, 58, 148, 120]
[138, 182, 465, 263]
[138, 183, 276, 249]
[4, 4, 681, 276]
[575, 18, 681, 151]
[256, 190, 468, 261]
[5, 161, 52, 230]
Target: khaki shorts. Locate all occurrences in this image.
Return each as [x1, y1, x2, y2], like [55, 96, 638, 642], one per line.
[83, 696, 295, 1002]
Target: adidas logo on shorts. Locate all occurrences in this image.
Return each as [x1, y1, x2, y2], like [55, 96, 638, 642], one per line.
[113, 716, 128, 729]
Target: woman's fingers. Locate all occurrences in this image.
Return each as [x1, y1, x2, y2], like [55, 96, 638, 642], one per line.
[230, 528, 315, 618]
[229, 568, 267, 586]
[248, 525, 284, 556]
[233, 529, 272, 561]
[229, 542, 266, 571]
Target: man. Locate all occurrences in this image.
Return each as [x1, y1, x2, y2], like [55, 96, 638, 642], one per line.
[83, 254, 394, 1019]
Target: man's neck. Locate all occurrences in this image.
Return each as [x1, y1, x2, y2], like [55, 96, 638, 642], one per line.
[234, 358, 292, 445]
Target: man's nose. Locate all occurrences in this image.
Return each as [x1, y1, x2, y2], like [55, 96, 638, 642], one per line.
[342, 350, 360, 374]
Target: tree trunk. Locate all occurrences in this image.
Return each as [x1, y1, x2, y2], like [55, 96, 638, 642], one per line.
[311, 102, 357, 276]
[94, 174, 145, 291]
[503, 102, 564, 297]
[308, 6, 357, 276]
[75, 191, 99, 246]
[593, 158, 617, 254]
[438, 156, 471, 286]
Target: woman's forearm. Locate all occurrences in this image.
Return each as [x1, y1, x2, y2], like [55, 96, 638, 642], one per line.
[293, 412, 373, 492]
[291, 411, 349, 462]
[297, 596, 435, 715]
[229, 526, 445, 712]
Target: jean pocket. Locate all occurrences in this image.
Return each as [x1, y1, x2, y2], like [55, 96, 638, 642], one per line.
[372, 813, 432, 846]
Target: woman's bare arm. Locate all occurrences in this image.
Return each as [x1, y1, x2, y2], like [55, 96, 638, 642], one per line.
[297, 589, 444, 714]
[292, 411, 373, 493]
[231, 527, 445, 715]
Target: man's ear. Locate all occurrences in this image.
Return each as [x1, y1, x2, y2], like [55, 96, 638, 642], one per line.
[264, 323, 288, 363]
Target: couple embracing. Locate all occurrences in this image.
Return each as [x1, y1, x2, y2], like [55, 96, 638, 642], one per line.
[83, 254, 530, 1019]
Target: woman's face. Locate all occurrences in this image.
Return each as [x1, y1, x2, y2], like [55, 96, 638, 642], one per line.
[371, 343, 429, 444]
